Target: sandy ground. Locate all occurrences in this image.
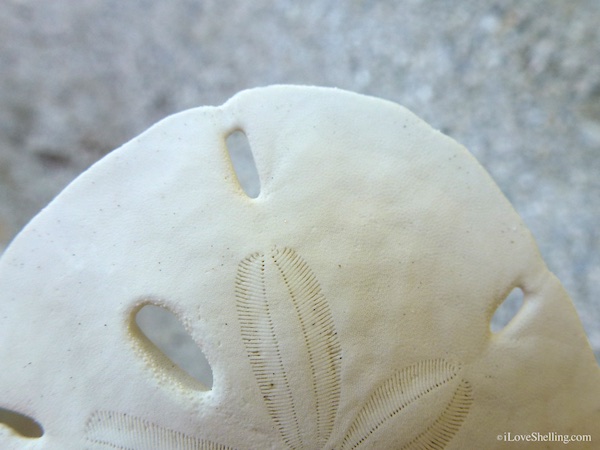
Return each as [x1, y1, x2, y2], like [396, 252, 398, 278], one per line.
[1, 0, 599, 380]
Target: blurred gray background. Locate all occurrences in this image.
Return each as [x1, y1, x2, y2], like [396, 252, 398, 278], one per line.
[1, 0, 598, 371]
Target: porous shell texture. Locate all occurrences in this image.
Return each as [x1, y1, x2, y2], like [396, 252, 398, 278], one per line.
[0, 86, 598, 449]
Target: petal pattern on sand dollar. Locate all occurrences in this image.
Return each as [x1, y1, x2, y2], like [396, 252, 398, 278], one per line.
[340, 359, 471, 450]
[85, 410, 236, 450]
[236, 247, 341, 449]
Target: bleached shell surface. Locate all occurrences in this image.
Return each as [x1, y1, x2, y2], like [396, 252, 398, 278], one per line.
[0, 86, 598, 449]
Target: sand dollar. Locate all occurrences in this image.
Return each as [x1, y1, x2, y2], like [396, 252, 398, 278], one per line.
[1, 86, 598, 449]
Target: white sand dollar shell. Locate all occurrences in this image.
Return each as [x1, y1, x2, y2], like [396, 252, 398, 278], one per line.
[0, 86, 598, 449]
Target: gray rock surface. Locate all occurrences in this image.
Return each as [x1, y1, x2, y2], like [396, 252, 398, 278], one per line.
[1, 0, 599, 366]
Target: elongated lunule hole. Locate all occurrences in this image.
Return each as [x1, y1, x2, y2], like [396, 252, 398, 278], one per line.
[225, 129, 260, 198]
[0, 407, 44, 438]
[135, 305, 213, 389]
[491, 287, 524, 333]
